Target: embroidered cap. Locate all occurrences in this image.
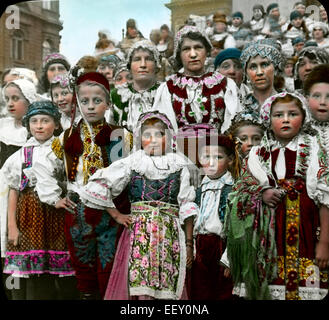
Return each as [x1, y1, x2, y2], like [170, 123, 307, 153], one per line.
[240, 38, 284, 72]
[23, 100, 61, 127]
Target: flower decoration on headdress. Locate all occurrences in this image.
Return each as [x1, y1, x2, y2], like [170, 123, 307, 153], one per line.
[50, 73, 71, 91]
[133, 111, 176, 151]
[227, 107, 263, 133]
[43, 52, 70, 70]
[240, 39, 284, 72]
[127, 40, 161, 69]
[173, 25, 212, 62]
[260, 91, 312, 130]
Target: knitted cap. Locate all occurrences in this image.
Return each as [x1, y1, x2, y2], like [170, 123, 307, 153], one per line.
[266, 3, 279, 15]
[290, 10, 303, 21]
[23, 100, 61, 127]
[214, 48, 241, 69]
[232, 12, 243, 20]
[292, 37, 304, 46]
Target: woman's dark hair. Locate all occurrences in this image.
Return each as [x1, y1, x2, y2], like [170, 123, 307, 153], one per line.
[174, 32, 212, 71]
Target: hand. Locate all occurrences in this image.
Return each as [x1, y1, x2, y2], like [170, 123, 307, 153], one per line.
[8, 224, 20, 246]
[113, 213, 133, 228]
[224, 268, 231, 278]
[55, 197, 77, 213]
[315, 241, 329, 270]
[262, 188, 282, 208]
[188, 164, 202, 188]
[186, 245, 193, 269]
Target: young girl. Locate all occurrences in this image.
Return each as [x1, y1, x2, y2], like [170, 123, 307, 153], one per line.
[33, 72, 127, 300]
[284, 10, 309, 43]
[191, 134, 236, 300]
[1, 79, 39, 264]
[304, 64, 329, 157]
[79, 111, 198, 300]
[50, 74, 81, 130]
[224, 92, 329, 300]
[2, 100, 75, 300]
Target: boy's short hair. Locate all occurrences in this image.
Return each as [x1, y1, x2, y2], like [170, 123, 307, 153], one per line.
[303, 63, 329, 95]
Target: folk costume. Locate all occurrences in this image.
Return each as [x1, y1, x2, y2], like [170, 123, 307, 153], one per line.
[0, 79, 40, 258]
[80, 112, 198, 300]
[191, 136, 235, 300]
[33, 72, 127, 298]
[224, 92, 329, 300]
[2, 101, 73, 278]
[154, 26, 241, 165]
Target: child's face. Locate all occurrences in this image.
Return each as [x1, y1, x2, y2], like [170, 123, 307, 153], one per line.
[295, 4, 306, 16]
[199, 145, 232, 179]
[292, 17, 303, 28]
[214, 22, 227, 33]
[313, 28, 325, 40]
[247, 56, 274, 91]
[284, 63, 294, 77]
[253, 9, 263, 21]
[270, 8, 280, 18]
[294, 42, 304, 53]
[270, 101, 304, 145]
[4, 84, 29, 121]
[51, 85, 73, 115]
[29, 114, 58, 143]
[47, 63, 67, 83]
[141, 126, 167, 156]
[232, 17, 242, 27]
[307, 82, 329, 122]
[78, 83, 109, 123]
[236, 125, 263, 157]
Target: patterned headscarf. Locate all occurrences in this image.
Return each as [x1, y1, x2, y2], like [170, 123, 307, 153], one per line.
[240, 39, 284, 72]
[173, 25, 212, 62]
[127, 40, 161, 70]
[260, 91, 312, 131]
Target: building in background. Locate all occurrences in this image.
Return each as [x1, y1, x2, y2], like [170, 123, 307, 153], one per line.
[0, 0, 62, 81]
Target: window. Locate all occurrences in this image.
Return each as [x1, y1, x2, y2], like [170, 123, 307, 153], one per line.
[42, 0, 52, 10]
[42, 40, 52, 61]
[11, 30, 24, 61]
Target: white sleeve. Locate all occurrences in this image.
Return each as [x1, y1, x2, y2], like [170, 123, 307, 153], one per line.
[33, 148, 64, 206]
[221, 77, 242, 134]
[1, 150, 22, 190]
[177, 166, 199, 225]
[306, 137, 329, 207]
[79, 156, 132, 210]
[152, 82, 178, 133]
[224, 34, 237, 49]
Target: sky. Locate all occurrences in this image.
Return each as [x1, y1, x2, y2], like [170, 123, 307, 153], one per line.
[59, 0, 171, 65]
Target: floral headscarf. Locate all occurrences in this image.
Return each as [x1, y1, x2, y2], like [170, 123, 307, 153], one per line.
[127, 40, 161, 70]
[133, 111, 176, 151]
[173, 25, 212, 62]
[260, 91, 312, 131]
[240, 38, 284, 72]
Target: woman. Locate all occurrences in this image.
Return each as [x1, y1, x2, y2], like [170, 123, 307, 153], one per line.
[240, 39, 284, 113]
[38, 53, 70, 98]
[310, 22, 329, 53]
[111, 40, 161, 152]
[154, 25, 241, 165]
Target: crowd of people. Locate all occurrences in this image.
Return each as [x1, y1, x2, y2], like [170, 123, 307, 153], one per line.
[0, 2, 329, 301]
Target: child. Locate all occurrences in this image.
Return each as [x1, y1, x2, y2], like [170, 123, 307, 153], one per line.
[33, 72, 127, 300]
[261, 3, 287, 41]
[224, 92, 329, 300]
[247, 4, 266, 40]
[304, 64, 329, 157]
[50, 73, 81, 130]
[2, 100, 75, 300]
[284, 10, 309, 42]
[226, 108, 264, 170]
[191, 134, 237, 300]
[79, 111, 198, 300]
